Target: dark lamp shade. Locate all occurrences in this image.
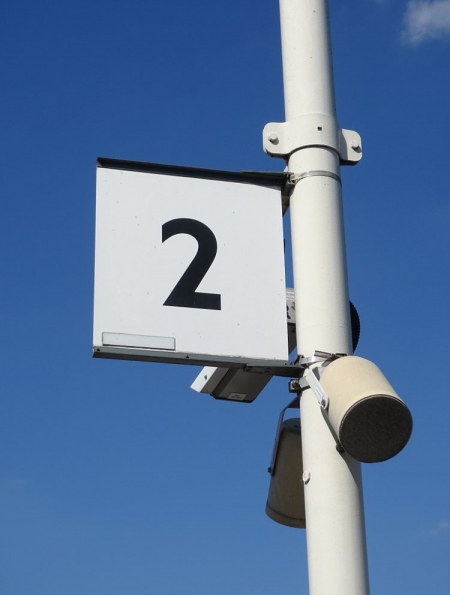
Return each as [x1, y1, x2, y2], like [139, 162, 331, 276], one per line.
[266, 418, 306, 529]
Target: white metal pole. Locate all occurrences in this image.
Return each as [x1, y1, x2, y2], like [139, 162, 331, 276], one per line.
[279, 1, 370, 593]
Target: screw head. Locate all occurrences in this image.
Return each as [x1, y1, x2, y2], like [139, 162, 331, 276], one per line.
[267, 132, 279, 144]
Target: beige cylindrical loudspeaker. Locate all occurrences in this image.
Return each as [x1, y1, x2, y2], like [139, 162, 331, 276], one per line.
[320, 356, 413, 463]
[266, 418, 305, 529]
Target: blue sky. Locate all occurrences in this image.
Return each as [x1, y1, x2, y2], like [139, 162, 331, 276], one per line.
[1, 0, 449, 593]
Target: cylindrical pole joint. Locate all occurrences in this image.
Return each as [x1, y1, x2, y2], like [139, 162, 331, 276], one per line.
[279, 0, 370, 593]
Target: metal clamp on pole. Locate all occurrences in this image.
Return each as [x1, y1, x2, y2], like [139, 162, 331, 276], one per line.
[294, 350, 347, 367]
[289, 351, 347, 409]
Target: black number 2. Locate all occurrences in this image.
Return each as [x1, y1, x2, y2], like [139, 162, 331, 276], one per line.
[162, 218, 221, 310]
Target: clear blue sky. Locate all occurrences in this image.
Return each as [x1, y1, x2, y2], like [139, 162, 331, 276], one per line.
[1, 1, 449, 593]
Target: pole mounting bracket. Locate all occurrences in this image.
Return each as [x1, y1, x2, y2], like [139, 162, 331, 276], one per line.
[263, 114, 362, 165]
[289, 351, 346, 409]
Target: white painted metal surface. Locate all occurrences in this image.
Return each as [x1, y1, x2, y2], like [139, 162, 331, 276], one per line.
[93, 164, 288, 367]
[275, 0, 370, 593]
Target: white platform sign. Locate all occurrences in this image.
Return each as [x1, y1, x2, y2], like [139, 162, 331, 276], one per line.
[93, 160, 288, 367]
